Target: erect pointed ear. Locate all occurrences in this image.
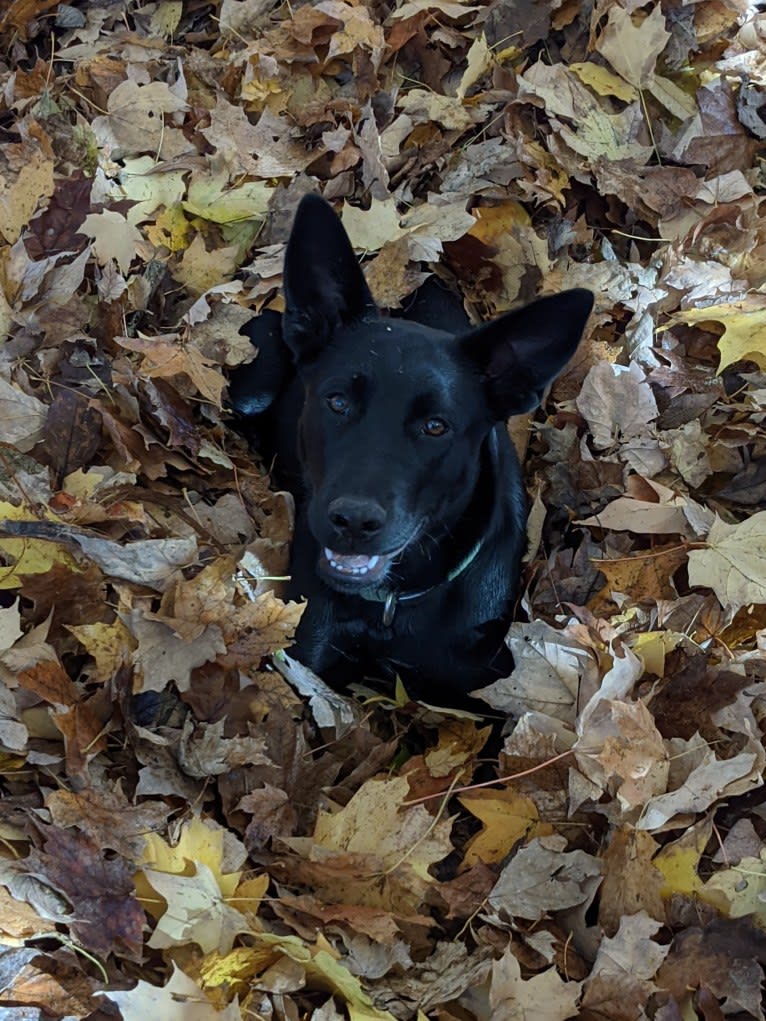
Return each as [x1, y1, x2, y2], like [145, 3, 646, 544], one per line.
[461, 289, 593, 418]
[282, 195, 376, 361]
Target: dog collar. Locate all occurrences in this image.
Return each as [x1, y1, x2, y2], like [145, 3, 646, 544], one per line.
[356, 538, 483, 626]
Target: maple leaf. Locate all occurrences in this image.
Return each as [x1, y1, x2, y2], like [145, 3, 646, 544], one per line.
[145, 862, 251, 954]
[78, 210, 143, 274]
[595, 5, 670, 89]
[488, 835, 602, 922]
[459, 787, 551, 868]
[489, 947, 582, 1020]
[284, 774, 453, 916]
[116, 333, 227, 406]
[24, 826, 144, 959]
[581, 912, 670, 1015]
[104, 965, 243, 1021]
[91, 79, 188, 158]
[0, 502, 78, 590]
[0, 144, 54, 243]
[673, 301, 766, 372]
[687, 511, 766, 612]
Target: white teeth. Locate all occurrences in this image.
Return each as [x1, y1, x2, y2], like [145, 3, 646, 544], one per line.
[323, 548, 380, 576]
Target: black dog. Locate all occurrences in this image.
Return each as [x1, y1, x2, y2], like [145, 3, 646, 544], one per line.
[230, 195, 592, 704]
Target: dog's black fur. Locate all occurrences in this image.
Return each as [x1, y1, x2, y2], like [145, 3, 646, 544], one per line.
[230, 196, 593, 704]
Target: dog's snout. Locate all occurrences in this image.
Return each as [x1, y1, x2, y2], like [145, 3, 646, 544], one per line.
[328, 497, 386, 541]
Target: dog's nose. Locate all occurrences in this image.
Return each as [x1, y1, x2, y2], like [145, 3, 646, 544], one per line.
[327, 497, 386, 541]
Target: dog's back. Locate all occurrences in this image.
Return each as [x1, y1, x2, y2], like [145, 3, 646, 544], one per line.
[231, 196, 593, 704]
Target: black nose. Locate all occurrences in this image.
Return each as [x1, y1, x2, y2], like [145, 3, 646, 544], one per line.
[327, 497, 386, 542]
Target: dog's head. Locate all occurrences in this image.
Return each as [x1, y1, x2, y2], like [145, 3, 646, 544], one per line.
[282, 195, 593, 593]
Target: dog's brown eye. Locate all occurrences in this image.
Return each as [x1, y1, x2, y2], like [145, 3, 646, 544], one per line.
[423, 417, 448, 437]
[327, 394, 349, 414]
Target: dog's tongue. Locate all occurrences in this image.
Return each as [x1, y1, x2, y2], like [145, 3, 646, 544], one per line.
[323, 548, 384, 577]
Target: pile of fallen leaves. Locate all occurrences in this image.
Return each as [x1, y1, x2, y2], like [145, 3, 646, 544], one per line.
[0, 0, 765, 1018]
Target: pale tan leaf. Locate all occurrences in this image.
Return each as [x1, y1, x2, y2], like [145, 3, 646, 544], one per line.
[489, 947, 582, 1020]
[0, 377, 48, 452]
[104, 964, 243, 1021]
[595, 5, 670, 88]
[687, 511, 766, 611]
[79, 210, 143, 275]
[145, 863, 249, 954]
[576, 361, 658, 450]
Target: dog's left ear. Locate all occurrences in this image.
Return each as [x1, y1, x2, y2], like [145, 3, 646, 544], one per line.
[461, 288, 594, 418]
[282, 195, 376, 362]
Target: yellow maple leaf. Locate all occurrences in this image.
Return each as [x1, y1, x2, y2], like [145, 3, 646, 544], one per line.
[66, 620, 137, 682]
[137, 816, 241, 902]
[314, 774, 452, 884]
[201, 934, 397, 1021]
[183, 167, 272, 224]
[145, 204, 191, 252]
[173, 232, 241, 294]
[629, 630, 684, 677]
[653, 818, 710, 898]
[0, 146, 54, 243]
[460, 788, 552, 867]
[570, 61, 637, 101]
[673, 302, 766, 372]
[0, 502, 77, 590]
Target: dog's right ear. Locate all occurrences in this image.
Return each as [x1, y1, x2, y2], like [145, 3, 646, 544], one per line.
[282, 195, 375, 362]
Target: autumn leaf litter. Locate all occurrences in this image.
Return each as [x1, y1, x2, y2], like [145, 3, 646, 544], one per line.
[1, 0, 766, 1018]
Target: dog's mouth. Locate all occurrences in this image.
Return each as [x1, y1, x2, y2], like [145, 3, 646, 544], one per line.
[321, 548, 391, 583]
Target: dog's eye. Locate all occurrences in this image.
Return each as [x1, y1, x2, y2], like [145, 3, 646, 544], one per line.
[326, 394, 350, 415]
[422, 417, 448, 437]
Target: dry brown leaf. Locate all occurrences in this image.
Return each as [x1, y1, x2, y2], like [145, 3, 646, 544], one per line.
[0, 146, 54, 243]
[489, 946, 582, 1020]
[116, 333, 226, 407]
[489, 835, 602, 921]
[595, 5, 671, 88]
